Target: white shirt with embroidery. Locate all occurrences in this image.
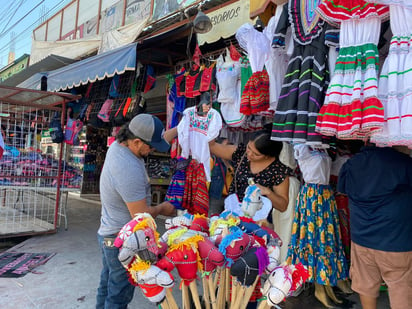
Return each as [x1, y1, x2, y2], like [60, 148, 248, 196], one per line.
[177, 106, 222, 181]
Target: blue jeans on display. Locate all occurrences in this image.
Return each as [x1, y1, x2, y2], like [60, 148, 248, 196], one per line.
[96, 234, 135, 309]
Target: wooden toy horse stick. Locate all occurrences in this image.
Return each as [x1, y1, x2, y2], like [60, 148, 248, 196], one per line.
[240, 277, 260, 309]
[165, 288, 179, 309]
[202, 276, 211, 309]
[257, 300, 271, 309]
[182, 283, 191, 309]
[208, 274, 218, 309]
[189, 281, 202, 309]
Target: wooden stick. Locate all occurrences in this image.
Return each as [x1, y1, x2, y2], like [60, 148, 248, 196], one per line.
[208, 274, 218, 309]
[231, 276, 238, 305]
[230, 285, 246, 309]
[182, 282, 190, 309]
[257, 300, 271, 309]
[213, 267, 220, 290]
[202, 276, 211, 309]
[216, 267, 226, 309]
[165, 288, 179, 309]
[160, 295, 170, 309]
[225, 268, 230, 304]
[239, 277, 260, 309]
[189, 280, 202, 309]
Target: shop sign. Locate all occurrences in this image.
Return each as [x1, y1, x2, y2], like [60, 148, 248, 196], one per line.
[0, 55, 29, 83]
[197, 0, 255, 45]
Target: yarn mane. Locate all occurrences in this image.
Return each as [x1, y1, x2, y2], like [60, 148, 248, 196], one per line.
[132, 218, 160, 244]
[209, 217, 239, 236]
[128, 260, 151, 284]
[255, 246, 270, 275]
[218, 226, 243, 266]
[167, 227, 188, 246]
[168, 235, 204, 272]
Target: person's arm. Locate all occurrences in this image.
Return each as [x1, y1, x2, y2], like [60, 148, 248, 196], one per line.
[163, 127, 178, 144]
[209, 140, 237, 161]
[256, 176, 290, 212]
[126, 199, 176, 218]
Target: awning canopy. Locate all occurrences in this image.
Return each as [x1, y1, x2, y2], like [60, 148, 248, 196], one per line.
[1, 54, 76, 87]
[29, 42, 138, 92]
[0, 85, 81, 112]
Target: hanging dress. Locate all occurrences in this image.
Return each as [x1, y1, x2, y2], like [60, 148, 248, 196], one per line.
[263, 3, 292, 112]
[236, 23, 271, 115]
[315, 0, 390, 140]
[270, 0, 339, 146]
[369, 3, 412, 148]
[216, 55, 246, 127]
[287, 144, 348, 286]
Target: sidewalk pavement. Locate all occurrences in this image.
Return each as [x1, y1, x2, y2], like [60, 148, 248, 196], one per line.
[0, 194, 390, 309]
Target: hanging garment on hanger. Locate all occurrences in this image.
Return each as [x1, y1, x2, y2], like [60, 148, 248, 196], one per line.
[270, 1, 338, 147]
[263, 3, 291, 111]
[177, 106, 222, 181]
[315, 0, 389, 140]
[236, 23, 270, 115]
[370, 3, 412, 149]
[216, 54, 246, 127]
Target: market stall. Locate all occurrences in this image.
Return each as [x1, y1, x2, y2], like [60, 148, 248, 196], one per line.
[0, 85, 80, 237]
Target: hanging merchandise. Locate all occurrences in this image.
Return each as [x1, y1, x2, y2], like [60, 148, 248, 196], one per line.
[270, 1, 339, 147]
[369, 2, 412, 149]
[110, 97, 128, 126]
[0, 131, 4, 160]
[288, 144, 349, 307]
[197, 62, 217, 93]
[181, 159, 209, 216]
[143, 65, 156, 93]
[315, 0, 390, 140]
[236, 23, 270, 115]
[184, 66, 201, 98]
[177, 105, 223, 182]
[49, 112, 65, 143]
[78, 83, 94, 122]
[262, 3, 292, 111]
[216, 53, 246, 127]
[65, 107, 84, 145]
[108, 74, 121, 98]
[97, 98, 114, 122]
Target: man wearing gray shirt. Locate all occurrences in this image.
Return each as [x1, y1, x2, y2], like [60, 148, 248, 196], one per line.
[96, 114, 176, 309]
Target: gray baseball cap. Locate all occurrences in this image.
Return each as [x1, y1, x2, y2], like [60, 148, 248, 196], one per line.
[128, 114, 170, 152]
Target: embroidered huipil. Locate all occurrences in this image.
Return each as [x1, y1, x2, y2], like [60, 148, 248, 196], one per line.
[177, 106, 222, 181]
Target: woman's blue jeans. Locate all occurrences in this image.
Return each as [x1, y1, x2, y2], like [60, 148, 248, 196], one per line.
[96, 234, 135, 309]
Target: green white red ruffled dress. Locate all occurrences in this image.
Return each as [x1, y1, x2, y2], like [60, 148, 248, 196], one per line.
[315, 0, 389, 139]
[369, 2, 412, 148]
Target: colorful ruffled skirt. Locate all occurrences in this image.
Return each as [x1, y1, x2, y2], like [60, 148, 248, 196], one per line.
[286, 183, 348, 286]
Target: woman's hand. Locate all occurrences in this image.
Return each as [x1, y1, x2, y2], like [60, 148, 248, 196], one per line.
[255, 184, 272, 196]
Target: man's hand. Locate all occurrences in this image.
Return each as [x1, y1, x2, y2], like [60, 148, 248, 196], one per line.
[159, 202, 176, 217]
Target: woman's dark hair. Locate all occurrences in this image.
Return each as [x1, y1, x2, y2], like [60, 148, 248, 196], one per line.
[253, 133, 283, 158]
[116, 122, 136, 143]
